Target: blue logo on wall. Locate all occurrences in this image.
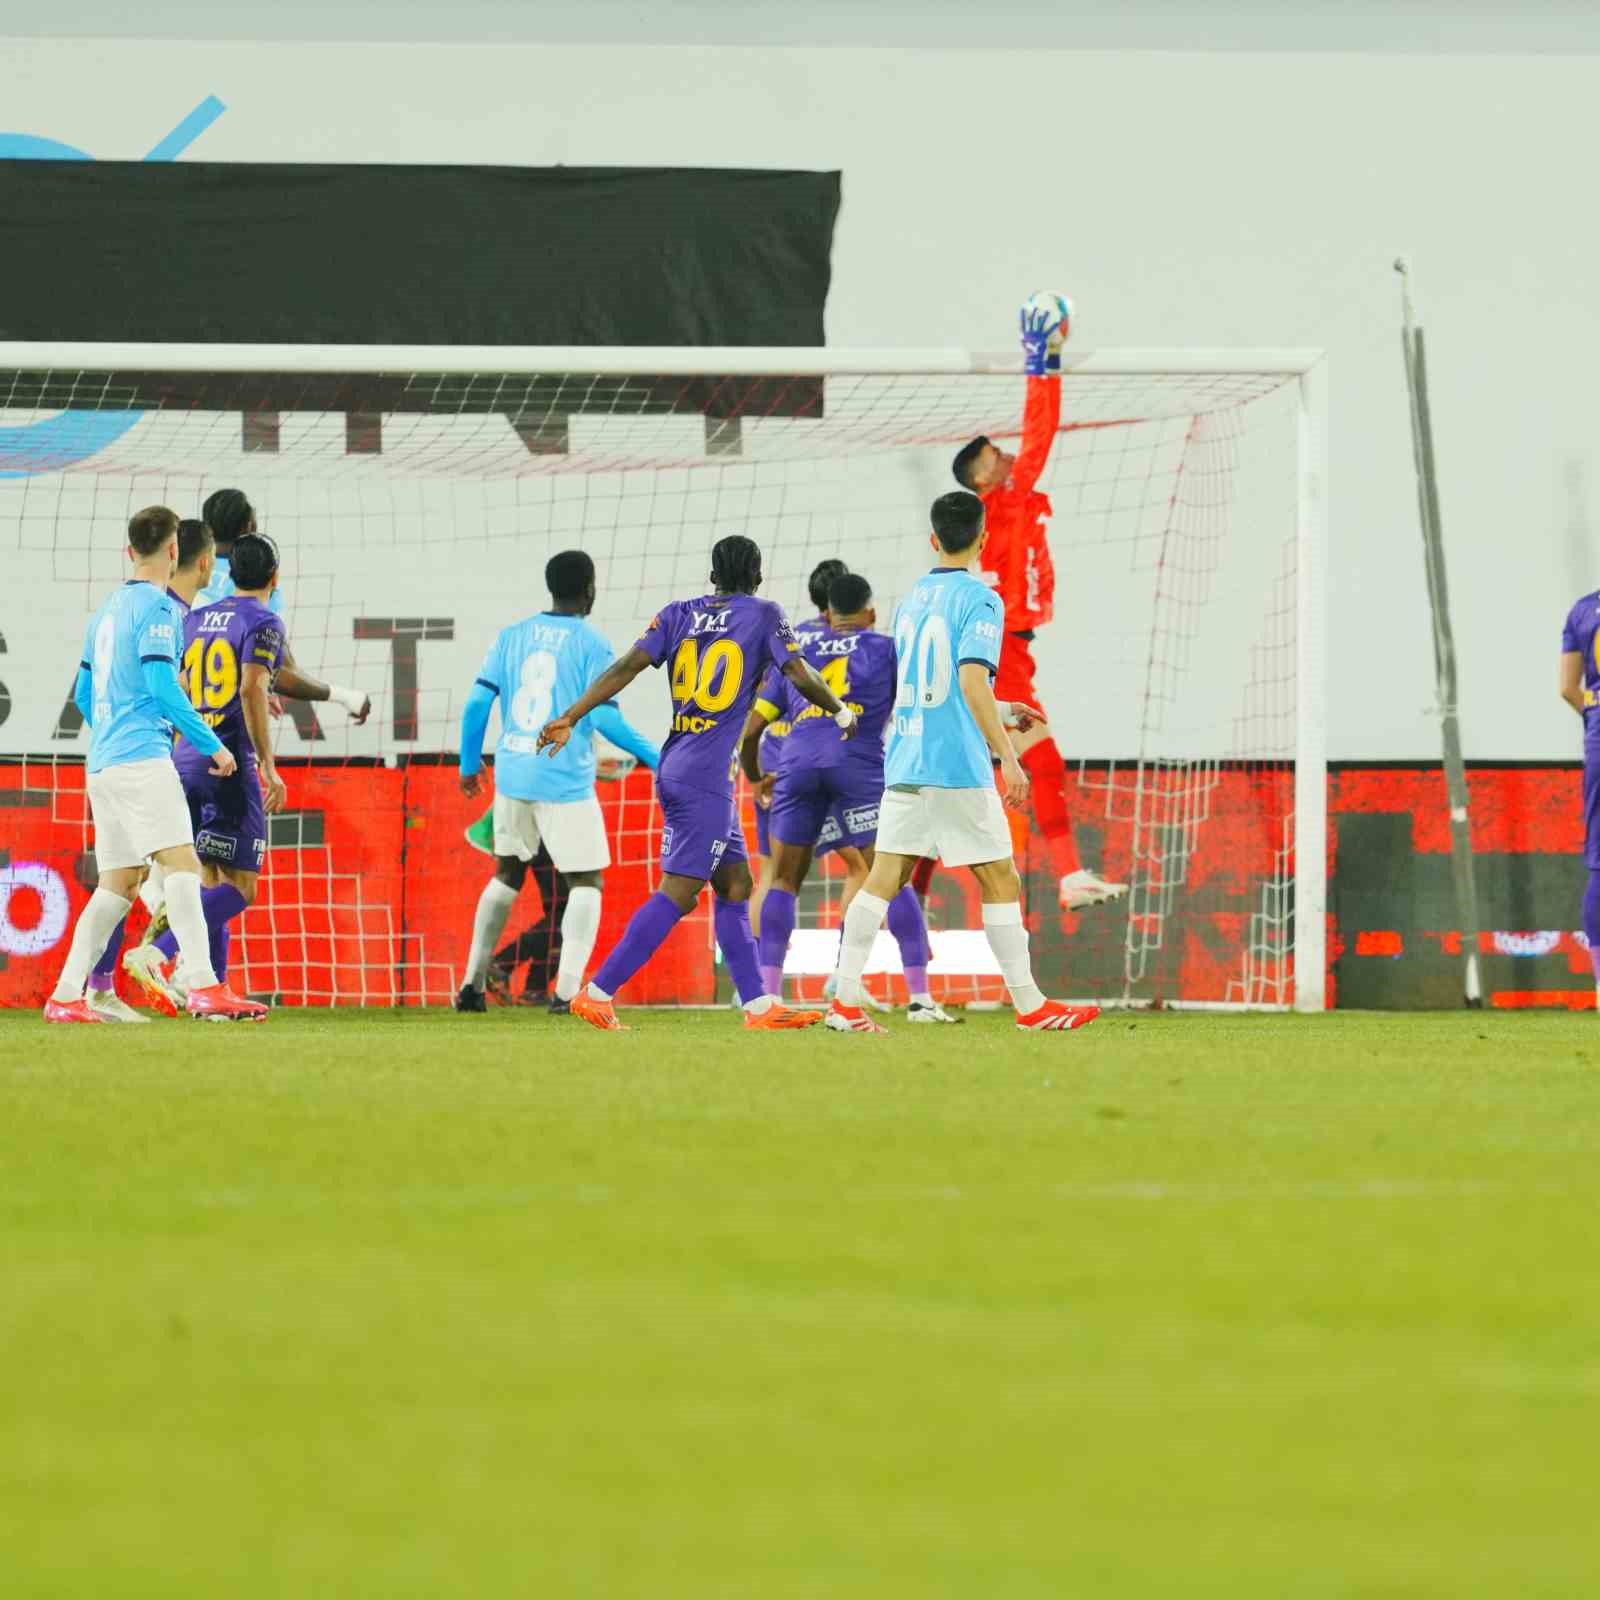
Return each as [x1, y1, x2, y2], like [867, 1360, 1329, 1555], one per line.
[0, 96, 226, 479]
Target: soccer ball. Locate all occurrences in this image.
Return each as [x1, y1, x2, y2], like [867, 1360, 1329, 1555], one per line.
[1022, 289, 1072, 342]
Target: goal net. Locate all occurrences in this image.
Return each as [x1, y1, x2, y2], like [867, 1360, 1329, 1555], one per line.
[0, 345, 1326, 1012]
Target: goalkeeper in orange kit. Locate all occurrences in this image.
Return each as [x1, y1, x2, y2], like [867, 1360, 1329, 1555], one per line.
[945, 301, 1127, 912]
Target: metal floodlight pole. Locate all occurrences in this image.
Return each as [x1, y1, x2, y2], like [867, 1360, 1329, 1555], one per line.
[1395, 257, 1483, 1007]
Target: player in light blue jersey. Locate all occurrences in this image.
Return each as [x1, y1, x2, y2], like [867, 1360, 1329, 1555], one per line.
[455, 550, 659, 1013]
[44, 507, 267, 1023]
[825, 491, 1098, 1035]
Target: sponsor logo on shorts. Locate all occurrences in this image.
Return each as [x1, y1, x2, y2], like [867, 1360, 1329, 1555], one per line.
[195, 828, 237, 863]
[818, 814, 843, 845]
[843, 804, 879, 836]
[252, 838, 265, 867]
[709, 836, 728, 868]
[660, 825, 674, 856]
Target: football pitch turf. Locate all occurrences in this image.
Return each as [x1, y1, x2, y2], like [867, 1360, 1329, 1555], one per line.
[3, 1007, 1599, 1597]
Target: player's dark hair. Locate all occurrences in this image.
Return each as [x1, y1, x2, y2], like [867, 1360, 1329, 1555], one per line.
[202, 488, 254, 550]
[931, 490, 986, 554]
[176, 517, 214, 571]
[545, 549, 595, 605]
[710, 535, 763, 595]
[828, 573, 873, 616]
[128, 505, 179, 558]
[951, 436, 990, 491]
[807, 558, 849, 613]
[230, 531, 279, 592]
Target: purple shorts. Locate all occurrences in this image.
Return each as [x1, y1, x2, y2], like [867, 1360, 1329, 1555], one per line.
[660, 779, 748, 882]
[176, 752, 267, 872]
[769, 765, 880, 855]
[755, 792, 841, 860]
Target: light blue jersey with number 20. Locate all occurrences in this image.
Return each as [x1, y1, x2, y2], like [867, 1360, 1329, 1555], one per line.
[883, 567, 1004, 791]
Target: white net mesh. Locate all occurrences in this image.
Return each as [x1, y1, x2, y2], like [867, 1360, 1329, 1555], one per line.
[0, 357, 1305, 1009]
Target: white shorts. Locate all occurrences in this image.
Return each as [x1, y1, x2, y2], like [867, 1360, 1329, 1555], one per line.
[876, 784, 1012, 869]
[493, 793, 611, 873]
[87, 757, 194, 872]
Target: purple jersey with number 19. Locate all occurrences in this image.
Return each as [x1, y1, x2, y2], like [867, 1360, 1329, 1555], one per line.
[172, 595, 287, 871]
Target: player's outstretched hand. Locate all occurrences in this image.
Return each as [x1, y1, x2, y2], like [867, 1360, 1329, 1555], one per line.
[1020, 304, 1055, 377]
[261, 766, 288, 815]
[209, 746, 238, 779]
[754, 773, 777, 811]
[460, 770, 485, 799]
[1002, 700, 1049, 734]
[538, 716, 573, 757]
[999, 753, 1030, 810]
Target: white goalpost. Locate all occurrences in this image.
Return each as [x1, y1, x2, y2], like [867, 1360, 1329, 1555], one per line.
[0, 343, 1327, 1013]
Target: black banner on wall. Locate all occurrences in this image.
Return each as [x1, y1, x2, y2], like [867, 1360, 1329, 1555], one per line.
[0, 162, 839, 347]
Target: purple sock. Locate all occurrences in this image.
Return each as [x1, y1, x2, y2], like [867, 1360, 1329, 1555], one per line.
[90, 915, 128, 987]
[154, 883, 249, 975]
[887, 885, 932, 995]
[593, 890, 688, 997]
[1585, 873, 1600, 981]
[758, 888, 797, 996]
[714, 897, 766, 1006]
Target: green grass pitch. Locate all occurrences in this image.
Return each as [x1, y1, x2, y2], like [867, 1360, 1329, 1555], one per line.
[3, 1006, 1600, 1597]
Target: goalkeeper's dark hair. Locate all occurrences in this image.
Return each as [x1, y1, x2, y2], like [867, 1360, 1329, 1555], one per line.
[230, 531, 280, 592]
[828, 573, 873, 616]
[951, 436, 991, 491]
[176, 518, 214, 571]
[546, 548, 595, 604]
[710, 535, 763, 595]
[202, 487, 255, 550]
[931, 490, 986, 554]
[807, 558, 849, 613]
[128, 505, 179, 557]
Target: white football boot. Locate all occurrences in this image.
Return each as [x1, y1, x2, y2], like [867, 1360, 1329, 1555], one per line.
[906, 1000, 962, 1024]
[85, 987, 151, 1023]
[1059, 869, 1129, 911]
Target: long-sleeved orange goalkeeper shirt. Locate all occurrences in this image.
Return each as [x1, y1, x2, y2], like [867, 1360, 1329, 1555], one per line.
[979, 374, 1059, 633]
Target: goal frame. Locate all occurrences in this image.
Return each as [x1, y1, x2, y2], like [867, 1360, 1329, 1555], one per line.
[1, 341, 1329, 1011]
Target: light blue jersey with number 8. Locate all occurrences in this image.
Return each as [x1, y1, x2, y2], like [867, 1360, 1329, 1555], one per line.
[475, 613, 615, 803]
[884, 567, 1005, 790]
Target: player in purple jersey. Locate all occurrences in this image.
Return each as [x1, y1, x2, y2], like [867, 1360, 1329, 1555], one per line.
[537, 536, 854, 1032]
[126, 534, 287, 1007]
[1560, 590, 1600, 994]
[749, 558, 849, 945]
[740, 572, 957, 1022]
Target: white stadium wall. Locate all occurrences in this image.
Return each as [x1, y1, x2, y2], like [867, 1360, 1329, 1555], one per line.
[3, 36, 1599, 760]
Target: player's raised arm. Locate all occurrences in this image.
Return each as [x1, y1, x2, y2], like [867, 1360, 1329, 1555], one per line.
[1011, 300, 1067, 494]
[538, 645, 653, 755]
[1561, 649, 1586, 716]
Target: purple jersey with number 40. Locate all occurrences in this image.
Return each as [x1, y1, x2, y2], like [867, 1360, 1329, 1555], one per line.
[636, 593, 800, 799]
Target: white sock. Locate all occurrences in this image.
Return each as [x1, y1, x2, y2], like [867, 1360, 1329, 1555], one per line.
[554, 886, 602, 1002]
[982, 901, 1045, 1015]
[138, 862, 166, 917]
[743, 993, 775, 1016]
[466, 877, 519, 989]
[588, 982, 612, 1002]
[50, 887, 134, 1003]
[834, 891, 890, 1006]
[910, 990, 934, 1007]
[163, 871, 219, 990]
